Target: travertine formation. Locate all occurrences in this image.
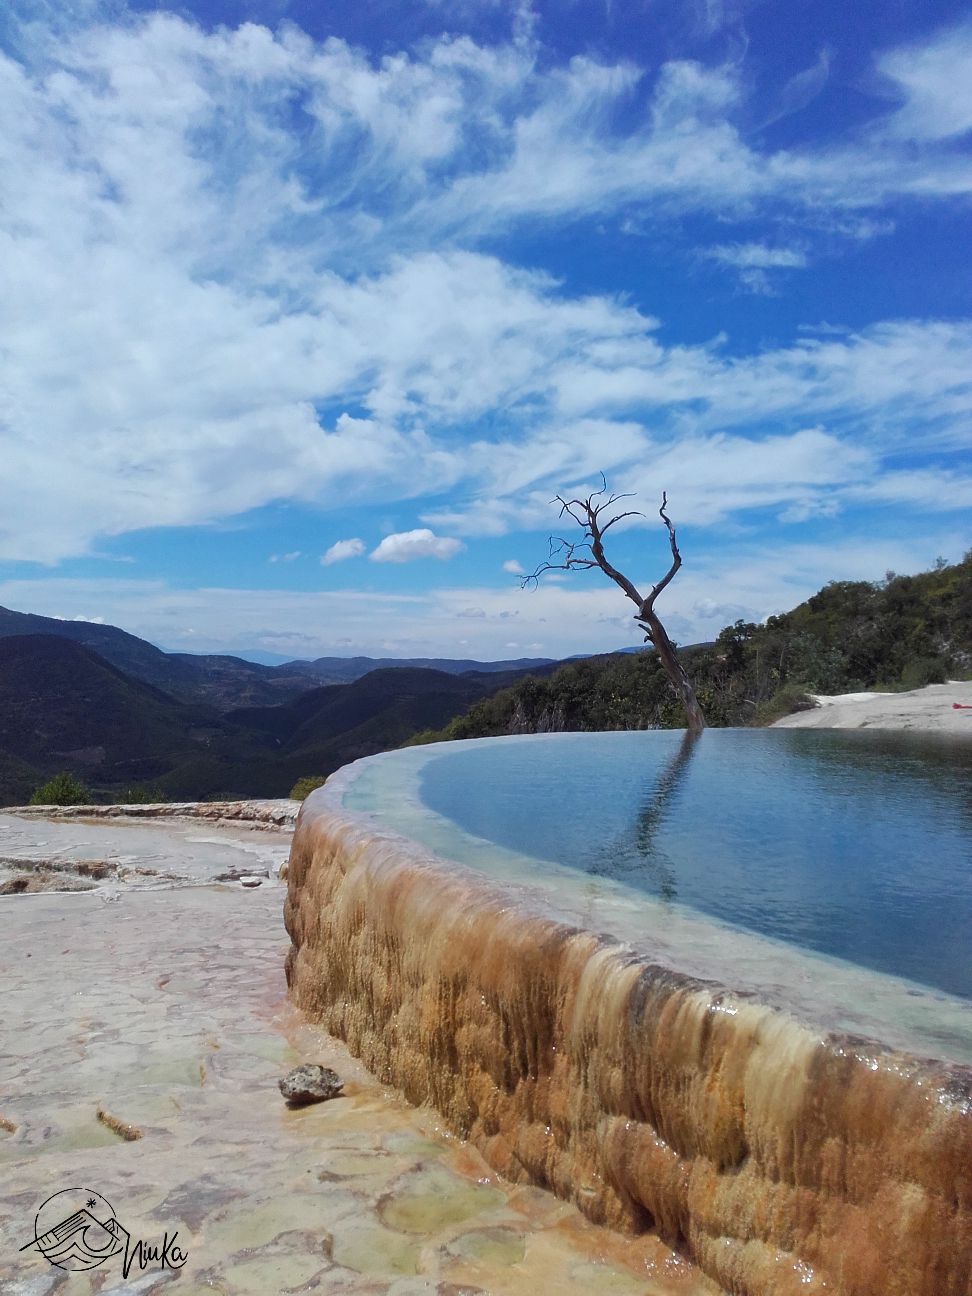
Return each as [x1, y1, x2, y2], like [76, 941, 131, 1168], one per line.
[2, 818, 712, 1296]
[773, 680, 972, 730]
[6, 798, 298, 827]
[285, 795, 972, 1296]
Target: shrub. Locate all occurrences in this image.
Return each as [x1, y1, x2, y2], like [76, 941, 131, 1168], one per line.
[289, 775, 328, 801]
[401, 729, 441, 747]
[116, 783, 167, 804]
[29, 771, 91, 806]
[752, 686, 819, 728]
[899, 657, 947, 690]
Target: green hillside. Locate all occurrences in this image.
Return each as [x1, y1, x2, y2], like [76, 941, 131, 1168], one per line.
[3, 556, 967, 806]
[0, 638, 546, 804]
[409, 555, 972, 742]
[222, 666, 542, 797]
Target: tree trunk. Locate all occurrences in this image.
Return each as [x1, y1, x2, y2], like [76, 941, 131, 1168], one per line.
[641, 608, 706, 733]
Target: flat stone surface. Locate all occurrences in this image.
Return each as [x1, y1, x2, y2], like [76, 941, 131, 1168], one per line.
[773, 680, 972, 730]
[0, 816, 715, 1296]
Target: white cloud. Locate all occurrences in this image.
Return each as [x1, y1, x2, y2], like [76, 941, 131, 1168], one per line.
[424, 423, 921, 536]
[760, 48, 832, 128]
[502, 559, 525, 574]
[878, 22, 972, 141]
[2, 527, 963, 658]
[270, 550, 302, 563]
[321, 538, 365, 566]
[369, 528, 465, 563]
[704, 243, 808, 269]
[0, 10, 970, 568]
[703, 242, 809, 295]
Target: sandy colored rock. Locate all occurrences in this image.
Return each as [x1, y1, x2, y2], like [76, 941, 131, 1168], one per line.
[1, 813, 703, 1296]
[773, 680, 972, 730]
[285, 777, 972, 1296]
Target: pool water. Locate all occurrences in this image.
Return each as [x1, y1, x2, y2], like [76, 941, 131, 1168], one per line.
[417, 729, 972, 1000]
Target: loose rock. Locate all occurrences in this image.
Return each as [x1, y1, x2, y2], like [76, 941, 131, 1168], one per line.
[279, 1064, 344, 1105]
[215, 867, 269, 882]
[239, 875, 263, 888]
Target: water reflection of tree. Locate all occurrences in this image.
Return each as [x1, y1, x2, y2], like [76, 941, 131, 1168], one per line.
[587, 729, 701, 902]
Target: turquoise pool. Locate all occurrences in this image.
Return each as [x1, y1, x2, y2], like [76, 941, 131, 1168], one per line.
[335, 728, 972, 1061]
[418, 728, 972, 1000]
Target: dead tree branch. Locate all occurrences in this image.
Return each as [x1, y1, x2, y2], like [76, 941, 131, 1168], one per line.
[524, 476, 705, 732]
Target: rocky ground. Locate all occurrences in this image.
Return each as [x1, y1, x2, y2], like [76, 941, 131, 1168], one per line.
[0, 807, 715, 1296]
[773, 679, 972, 730]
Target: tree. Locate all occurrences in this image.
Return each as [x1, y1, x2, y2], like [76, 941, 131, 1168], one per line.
[29, 771, 90, 806]
[525, 479, 706, 732]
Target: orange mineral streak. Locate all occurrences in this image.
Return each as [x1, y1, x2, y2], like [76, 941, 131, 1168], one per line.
[284, 799, 972, 1296]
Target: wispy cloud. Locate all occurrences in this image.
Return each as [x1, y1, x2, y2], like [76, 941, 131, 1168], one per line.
[703, 241, 809, 293]
[704, 242, 808, 269]
[760, 48, 832, 128]
[321, 538, 365, 566]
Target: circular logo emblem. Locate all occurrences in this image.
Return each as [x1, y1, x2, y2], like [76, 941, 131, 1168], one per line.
[29, 1188, 121, 1271]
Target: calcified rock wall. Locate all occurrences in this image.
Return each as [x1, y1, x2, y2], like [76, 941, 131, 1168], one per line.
[285, 801, 972, 1296]
[7, 800, 297, 828]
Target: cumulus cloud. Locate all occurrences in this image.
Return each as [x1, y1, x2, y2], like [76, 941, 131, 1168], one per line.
[877, 22, 972, 141]
[321, 538, 366, 566]
[502, 559, 525, 574]
[370, 528, 465, 563]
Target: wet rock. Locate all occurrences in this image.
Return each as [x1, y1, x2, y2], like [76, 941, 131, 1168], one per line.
[0, 872, 95, 895]
[214, 867, 269, 882]
[153, 1175, 248, 1232]
[278, 1064, 344, 1105]
[74, 859, 115, 878]
[240, 875, 263, 888]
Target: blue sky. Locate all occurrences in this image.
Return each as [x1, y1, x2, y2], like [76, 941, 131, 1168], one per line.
[1, 0, 970, 660]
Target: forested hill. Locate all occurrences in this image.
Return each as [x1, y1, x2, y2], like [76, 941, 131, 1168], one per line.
[409, 554, 972, 741]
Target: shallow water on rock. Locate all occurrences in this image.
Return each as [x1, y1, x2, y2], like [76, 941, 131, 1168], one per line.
[0, 810, 290, 891]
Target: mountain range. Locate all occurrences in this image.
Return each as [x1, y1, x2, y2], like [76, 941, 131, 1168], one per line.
[6, 553, 967, 806]
[0, 605, 554, 709]
[0, 612, 560, 804]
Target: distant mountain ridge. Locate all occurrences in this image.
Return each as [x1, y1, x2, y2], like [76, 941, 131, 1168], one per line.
[0, 629, 559, 805]
[0, 634, 230, 802]
[280, 653, 556, 681]
[0, 605, 556, 709]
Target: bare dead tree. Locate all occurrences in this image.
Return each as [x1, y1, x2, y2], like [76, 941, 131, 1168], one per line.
[524, 478, 706, 732]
